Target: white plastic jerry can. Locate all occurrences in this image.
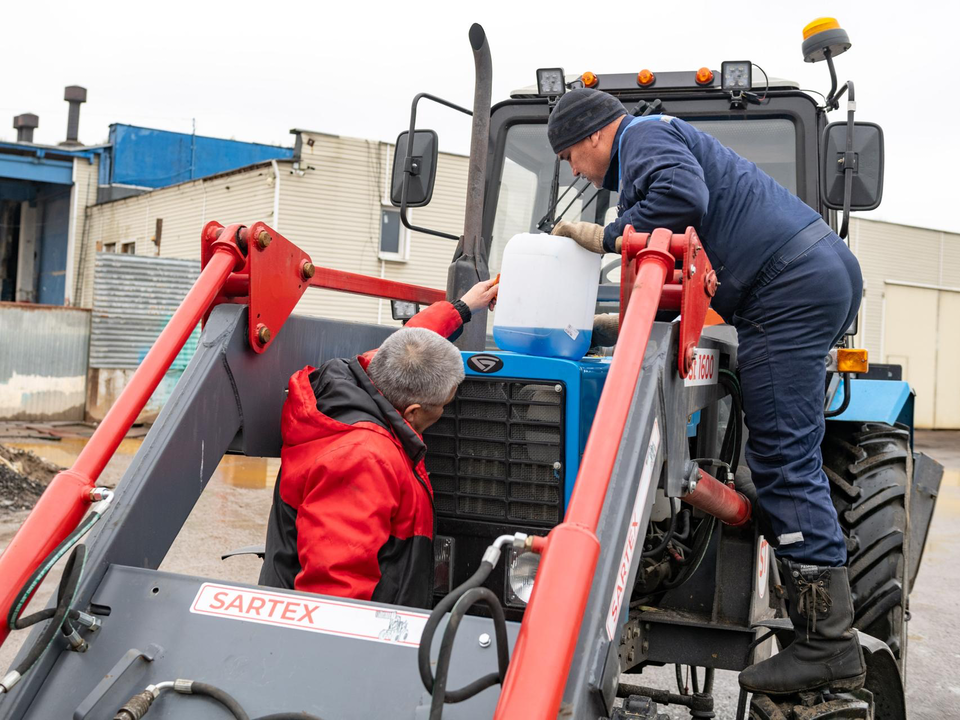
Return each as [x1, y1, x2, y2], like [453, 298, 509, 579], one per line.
[493, 232, 602, 360]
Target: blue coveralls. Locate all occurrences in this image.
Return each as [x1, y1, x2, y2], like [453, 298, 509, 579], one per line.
[602, 115, 862, 566]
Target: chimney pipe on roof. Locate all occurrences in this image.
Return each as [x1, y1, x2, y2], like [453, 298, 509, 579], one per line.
[61, 85, 87, 146]
[13, 114, 39, 143]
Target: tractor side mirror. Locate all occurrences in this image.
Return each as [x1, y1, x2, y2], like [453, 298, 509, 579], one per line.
[390, 129, 439, 208]
[820, 121, 884, 211]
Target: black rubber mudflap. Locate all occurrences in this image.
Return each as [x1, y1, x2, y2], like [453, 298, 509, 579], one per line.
[821, 422, 909, 661]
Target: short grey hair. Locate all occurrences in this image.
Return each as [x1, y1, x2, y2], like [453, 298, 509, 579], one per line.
[367, 327, 465, 410]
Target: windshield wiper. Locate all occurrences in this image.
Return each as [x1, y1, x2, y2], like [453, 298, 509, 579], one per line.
[536, 176, 590, 232]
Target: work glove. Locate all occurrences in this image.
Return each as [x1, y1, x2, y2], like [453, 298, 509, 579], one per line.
[550, 220, 605, 254]
[591, 313, 620, 347]
[550, 221, 623, 254]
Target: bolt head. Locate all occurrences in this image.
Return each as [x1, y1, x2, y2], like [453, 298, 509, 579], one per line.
[478, 633, 492, 648]
[553, 461, 562, 471]
[554, 384, 562, 393]
[256, 324, 272, 345]
[302, 261, 315, 279]
[256, 231, 272, 250]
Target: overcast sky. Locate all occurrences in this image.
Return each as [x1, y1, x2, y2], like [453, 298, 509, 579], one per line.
[2, 0, 956, 233]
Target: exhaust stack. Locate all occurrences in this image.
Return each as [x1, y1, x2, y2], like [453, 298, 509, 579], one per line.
[13, 114, 39, 143]
[61, 85, 87, 146]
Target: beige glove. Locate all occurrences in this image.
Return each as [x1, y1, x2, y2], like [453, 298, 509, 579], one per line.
[550, 220, 605, 254]
[551, 221, 623, 254]
[591, 313, 620, 347]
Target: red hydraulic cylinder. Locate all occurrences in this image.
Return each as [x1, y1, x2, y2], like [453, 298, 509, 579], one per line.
[494, 228, 675, 720]
[682, 468, 752, 526]
[0, 238, 243, 647]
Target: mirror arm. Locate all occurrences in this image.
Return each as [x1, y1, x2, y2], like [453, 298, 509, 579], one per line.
[399, 93, 473, 241]
[838, 81, 856, 240]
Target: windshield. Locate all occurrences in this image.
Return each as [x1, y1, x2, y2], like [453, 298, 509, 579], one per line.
[487, 117, 799, 277]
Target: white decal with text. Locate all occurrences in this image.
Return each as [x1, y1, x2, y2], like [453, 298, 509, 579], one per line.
[606, 419, 661, 641]
[190, 582, 428, 647]
[684, 348, 718, 387]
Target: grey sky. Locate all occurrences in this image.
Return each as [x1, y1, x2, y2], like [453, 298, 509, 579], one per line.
[2, 0, 956, 233]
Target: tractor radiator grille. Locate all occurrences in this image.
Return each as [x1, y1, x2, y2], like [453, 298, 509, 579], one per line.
[423, 379, 565, 527]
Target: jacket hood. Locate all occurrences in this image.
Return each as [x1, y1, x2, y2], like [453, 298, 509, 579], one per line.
[281, 356, 426, 465]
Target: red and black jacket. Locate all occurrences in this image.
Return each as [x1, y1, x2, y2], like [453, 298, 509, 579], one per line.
[259, 301, 468, 608]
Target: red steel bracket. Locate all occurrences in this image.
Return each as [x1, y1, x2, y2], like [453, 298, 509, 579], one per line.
[619, 225, 716, 377]
[677, 226, 717, 377]
[245, 222, 313, 354]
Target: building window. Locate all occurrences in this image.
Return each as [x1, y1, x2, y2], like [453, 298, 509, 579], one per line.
[103, 242, 117, 253]
[379, 208, 407, 261]
[121, 241, 136, 255]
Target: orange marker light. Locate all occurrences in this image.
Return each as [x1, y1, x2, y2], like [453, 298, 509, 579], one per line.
[637, 69, 655, 87]
[695, 67, 714, 85]
[803, 17, 841, 40]
[837, 348, 869, 374]
[581, 71, 599, 88]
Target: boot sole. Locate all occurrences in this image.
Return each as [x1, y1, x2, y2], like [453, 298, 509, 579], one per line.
[740, 671, 866, 696]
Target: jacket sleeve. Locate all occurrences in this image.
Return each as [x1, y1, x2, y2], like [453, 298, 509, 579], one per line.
[360, 300, 467, 362]
[603, 120, 710, 252]
[293, 441, 402, 600]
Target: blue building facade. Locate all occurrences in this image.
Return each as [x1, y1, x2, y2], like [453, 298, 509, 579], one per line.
[0, 124, 293, 306]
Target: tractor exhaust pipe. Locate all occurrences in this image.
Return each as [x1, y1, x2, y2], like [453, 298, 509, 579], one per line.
[681, 465, 752, 526]
[447, 23, 492, 350]
[461, 23, 491, 259]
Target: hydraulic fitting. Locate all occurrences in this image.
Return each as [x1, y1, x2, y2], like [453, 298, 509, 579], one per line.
[113, 691, 155, 720]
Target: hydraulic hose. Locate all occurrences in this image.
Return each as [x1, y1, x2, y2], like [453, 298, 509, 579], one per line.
[430, 586, 510, 720]
[1, 545, 86, 695]
[114, 680, 325, 720]
[419, 560, 494, 694]
[1, 492, 111, 696]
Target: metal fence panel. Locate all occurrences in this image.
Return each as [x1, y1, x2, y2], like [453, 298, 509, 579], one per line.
[0, 303, 91, 420]
[90, 253, 200, 370]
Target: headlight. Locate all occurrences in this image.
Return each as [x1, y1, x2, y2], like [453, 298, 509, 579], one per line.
[505, 548, 541, 607]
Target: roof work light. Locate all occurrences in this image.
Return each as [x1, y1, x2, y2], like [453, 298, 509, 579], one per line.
[536, 68, 566, 97]
[721, 61, 752, 91]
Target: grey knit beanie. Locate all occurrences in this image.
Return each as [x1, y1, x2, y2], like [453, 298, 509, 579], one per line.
[547, 88, 627, 154]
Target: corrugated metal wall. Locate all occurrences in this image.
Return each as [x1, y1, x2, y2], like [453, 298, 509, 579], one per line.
[90, 253, 200, 369]
[0, 303, 90, 420]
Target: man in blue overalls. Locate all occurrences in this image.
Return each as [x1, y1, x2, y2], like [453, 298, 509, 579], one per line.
[547, 88, 865, 697]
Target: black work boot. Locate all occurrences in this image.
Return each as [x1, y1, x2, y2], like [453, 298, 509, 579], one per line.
[739, 559, 866, 695]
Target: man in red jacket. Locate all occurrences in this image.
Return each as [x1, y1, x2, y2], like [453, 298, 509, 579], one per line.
[259, 278, 498, 608]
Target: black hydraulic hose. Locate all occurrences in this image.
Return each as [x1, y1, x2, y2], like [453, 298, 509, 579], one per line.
[189, 682, 250, 720]
[718, 371, 743, 475]
[824, 372, 852, 418]
[419, 560, 493, 694]
[7, 545, 86, 685]
[642, 497, 677, 558]
[673, 509, 692, 542]
[8, 507, 103, 631]
[430, 586, 510, 720]
[662, 516, 717, 589]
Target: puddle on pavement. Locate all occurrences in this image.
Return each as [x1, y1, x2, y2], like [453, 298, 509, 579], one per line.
[6, 437, 280, 490]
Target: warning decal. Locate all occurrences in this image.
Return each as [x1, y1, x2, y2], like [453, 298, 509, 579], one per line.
[190, 582, 428, 647]
[605, 418, 661, 641]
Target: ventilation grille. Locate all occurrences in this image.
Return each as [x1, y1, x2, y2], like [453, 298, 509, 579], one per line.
[423, 379, 564, 527]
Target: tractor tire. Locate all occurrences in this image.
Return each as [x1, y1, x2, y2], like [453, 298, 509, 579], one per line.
[821, 421, 910, 662]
